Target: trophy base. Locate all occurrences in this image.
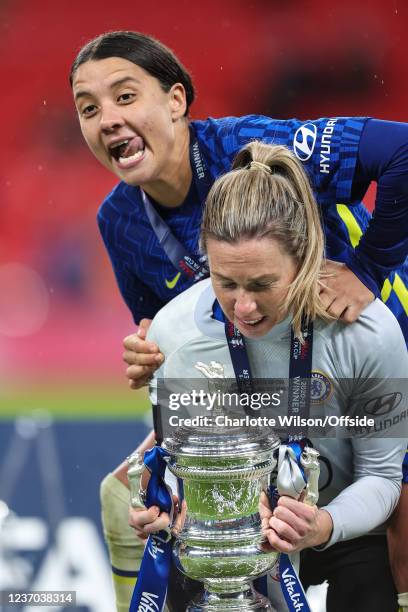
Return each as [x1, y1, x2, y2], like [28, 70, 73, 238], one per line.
[187, 585, 276, 611]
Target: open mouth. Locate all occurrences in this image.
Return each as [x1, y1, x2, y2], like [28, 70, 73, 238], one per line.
[236, 316, 266, 328]
[109, 136, 145, 164]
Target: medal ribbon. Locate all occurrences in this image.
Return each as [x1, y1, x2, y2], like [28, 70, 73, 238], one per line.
[213, 299, 314, 437]
[129, 447, 173, 612]
[213, 300, 313, 611]
[140, 126, 211, 282]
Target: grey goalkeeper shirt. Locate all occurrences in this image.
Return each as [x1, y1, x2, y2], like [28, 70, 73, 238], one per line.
[148, 278, 407, 547]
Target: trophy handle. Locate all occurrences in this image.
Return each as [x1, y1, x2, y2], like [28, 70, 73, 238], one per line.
[128, 452, 176, 543]
[127, 453, 147, 509]
[300, 447, 320, 506]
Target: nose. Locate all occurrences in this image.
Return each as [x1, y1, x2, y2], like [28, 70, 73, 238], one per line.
[234, 290, 258, 319]
[99, 104, 125, 133]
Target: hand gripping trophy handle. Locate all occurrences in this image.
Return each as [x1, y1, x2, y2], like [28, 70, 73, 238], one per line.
[300, 447, 320, 506]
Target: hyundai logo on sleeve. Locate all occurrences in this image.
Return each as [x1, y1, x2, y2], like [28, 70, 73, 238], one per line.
[293, 123, 317, 161]
[363, 392, 403, 416]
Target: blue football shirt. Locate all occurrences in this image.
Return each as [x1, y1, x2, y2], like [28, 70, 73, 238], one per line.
[97, 114, 407, 342]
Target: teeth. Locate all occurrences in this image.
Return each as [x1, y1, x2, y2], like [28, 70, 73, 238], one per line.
[243, 318, 263, 325]
[111, 139, 129, 150]
[119, 149, 144, 164]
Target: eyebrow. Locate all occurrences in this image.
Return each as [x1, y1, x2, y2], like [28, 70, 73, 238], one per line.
[74, 76, 141, 102]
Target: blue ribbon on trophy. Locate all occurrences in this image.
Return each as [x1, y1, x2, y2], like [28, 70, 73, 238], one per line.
[277, 441, 311, 612]
[129, 446, 173, 612]
[262, 439, 321, 611]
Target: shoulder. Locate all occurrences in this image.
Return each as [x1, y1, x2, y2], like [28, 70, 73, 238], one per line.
[315, 299, 407, 377]
[343, 299, 404, 349]
[97, 181, 142, 226]
[192, 116, 367, 163]
[148, 279, 234, 382]
[191, 115, 290, 169]
[192, 115, 278, 140]
[147, 279, 213, 348]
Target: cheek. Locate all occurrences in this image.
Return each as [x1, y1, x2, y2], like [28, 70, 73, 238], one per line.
[143, 105, 172, 134]
[80, 124, 98, 151]
[142, 119, 156, 138]
[87, 140, 107, 164]
[261, 288, 287, 314]
[270, 287, 291, 314]
[275, 287, 289, 306]
[142, 117, 167, 148]
[212, 287, 232, 312]
[222, 294, 236, 315]
[81, 132, 111, 169]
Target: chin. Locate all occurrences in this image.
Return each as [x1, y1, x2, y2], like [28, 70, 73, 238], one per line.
[112, 158, 153, 186]
[240, 328, 270, 339]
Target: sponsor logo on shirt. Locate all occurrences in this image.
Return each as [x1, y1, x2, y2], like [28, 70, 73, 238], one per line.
[293, 123, 317, 161]
[320, 118, 338, 174]
[363, 392, 402, 416]
[165, 272, 181, 289]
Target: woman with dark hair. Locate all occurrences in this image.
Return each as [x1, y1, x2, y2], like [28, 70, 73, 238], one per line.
[70, 31, 407, 352]
[70, 31, 408, 611]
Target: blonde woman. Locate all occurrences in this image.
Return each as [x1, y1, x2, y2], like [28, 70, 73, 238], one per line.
[128, 142, 407, 612]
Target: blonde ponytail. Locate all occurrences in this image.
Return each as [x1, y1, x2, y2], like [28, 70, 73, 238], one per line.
[201, 141, 329, 339]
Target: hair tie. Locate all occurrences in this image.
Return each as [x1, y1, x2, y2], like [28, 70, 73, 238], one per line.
[247, 160, 272, 174]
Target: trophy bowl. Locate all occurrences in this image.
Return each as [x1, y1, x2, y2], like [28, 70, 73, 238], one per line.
[163, 424, 280, 611]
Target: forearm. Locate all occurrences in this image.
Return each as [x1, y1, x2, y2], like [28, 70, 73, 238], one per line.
[352, 119, 408, 290]
[321, 475, 401, 548]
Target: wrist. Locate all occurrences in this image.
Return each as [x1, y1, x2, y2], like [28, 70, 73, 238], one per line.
[348, 250, 383, 296]
[312, 509, 333, 548]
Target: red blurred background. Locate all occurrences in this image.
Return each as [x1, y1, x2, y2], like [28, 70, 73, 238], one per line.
[1, 0, 407, 401]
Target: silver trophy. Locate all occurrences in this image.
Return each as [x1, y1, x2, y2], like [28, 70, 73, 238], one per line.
[128, 363, 321, 611]
[163, 361, 281, 611]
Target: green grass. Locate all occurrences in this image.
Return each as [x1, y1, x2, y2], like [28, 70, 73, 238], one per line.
[0, 382, 151, 420]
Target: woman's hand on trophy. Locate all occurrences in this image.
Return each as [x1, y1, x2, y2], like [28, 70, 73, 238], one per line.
[128, 505, 166, 540]
[171, 499, 187, 537]
[260, 492, 333, 552]
[128, 494, 180, 539]
[123, 319, 164, 389]
[319, 260, 374, 323]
